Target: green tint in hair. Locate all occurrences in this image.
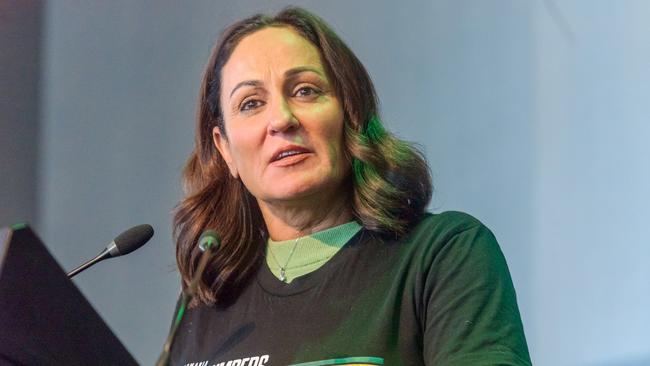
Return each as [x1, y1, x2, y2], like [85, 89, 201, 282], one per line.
[346, 113, 432, 237]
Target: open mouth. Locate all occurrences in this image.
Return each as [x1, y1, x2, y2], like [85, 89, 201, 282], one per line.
[271, 146, 311, 163]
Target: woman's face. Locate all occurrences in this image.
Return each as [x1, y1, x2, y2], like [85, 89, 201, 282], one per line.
[214, 26, 349, 208]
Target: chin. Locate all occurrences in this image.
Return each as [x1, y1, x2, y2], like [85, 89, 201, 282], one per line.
[262, 179, 340, 204]
[266, 186, 320, 202]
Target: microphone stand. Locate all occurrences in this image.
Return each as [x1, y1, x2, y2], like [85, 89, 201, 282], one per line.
[155, 243, 217, 366]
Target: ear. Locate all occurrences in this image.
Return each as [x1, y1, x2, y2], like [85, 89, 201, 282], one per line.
[212, 126, 239, 178]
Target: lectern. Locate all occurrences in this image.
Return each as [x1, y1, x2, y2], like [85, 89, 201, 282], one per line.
[0, 224, 138, 365]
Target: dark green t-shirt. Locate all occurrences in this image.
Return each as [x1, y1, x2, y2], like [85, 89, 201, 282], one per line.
[170, 212, 531, 366]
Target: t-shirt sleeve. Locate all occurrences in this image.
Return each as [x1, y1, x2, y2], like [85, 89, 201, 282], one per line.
[422, 221, 532, 365]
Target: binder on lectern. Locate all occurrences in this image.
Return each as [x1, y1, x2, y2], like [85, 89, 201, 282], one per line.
[0, 224, 138, 366]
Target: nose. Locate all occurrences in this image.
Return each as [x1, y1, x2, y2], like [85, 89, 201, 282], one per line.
[267, 97, 299, 134]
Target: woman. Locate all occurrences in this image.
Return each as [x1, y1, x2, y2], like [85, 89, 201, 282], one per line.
[170, 6, 531, 366]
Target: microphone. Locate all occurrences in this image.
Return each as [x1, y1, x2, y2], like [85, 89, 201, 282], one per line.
[67, 224, 154, 278]
[156, 229, 220, 366]
[198, 229, 220, 252]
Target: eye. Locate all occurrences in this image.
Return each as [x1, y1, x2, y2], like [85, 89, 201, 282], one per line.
[293, 86, 321, 98]
[239, 98, 264, 112]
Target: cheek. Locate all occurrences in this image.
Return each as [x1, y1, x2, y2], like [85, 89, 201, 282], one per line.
[224, 125, 262, 170]
[324, 126, 345, 160]
[299, 102, 345, 140]
[313, 112, 346, 169]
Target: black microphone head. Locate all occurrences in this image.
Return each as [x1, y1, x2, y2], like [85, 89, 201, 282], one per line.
[112, 224, 154, 256]
[198, 229, 220, 252]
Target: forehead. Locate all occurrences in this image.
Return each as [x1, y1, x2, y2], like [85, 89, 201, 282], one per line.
[221, 26, 324, 86]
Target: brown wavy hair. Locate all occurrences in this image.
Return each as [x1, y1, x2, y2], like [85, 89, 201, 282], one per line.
[174, 6, 432, 307]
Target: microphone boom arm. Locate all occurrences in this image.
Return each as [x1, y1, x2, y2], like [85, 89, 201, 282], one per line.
[66, 248, 111, 278]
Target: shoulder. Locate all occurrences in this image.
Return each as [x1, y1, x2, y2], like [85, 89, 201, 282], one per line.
[401, 211, 503, 269]
[354, 211, 502, 276]
[407, 211, 493, 247]
[413, 211, 486, 234]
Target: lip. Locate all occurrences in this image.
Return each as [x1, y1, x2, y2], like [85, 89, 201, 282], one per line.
[269, 152, 312, 167]
[269, 145, 312, 164]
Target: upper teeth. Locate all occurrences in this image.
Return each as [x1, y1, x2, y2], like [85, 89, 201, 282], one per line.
[277, 150, 302, 160]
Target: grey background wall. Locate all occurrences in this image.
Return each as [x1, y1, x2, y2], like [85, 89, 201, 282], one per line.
[0, 1, 41, 228]
[1, 1, 649, 365]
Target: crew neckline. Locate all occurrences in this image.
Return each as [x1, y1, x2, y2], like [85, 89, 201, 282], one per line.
[265, 221, 362, 283]
[257, 228, 369, 296]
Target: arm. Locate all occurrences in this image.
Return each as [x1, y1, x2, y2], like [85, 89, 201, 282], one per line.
[422, 223, 532, 365]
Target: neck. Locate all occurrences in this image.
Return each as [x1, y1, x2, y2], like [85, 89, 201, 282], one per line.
[259, 193, 354, 241]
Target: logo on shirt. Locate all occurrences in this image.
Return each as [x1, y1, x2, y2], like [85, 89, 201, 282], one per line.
[290, 357, 384, 365]
[184, 355, 382, 366]
[183, 355, 269, 366]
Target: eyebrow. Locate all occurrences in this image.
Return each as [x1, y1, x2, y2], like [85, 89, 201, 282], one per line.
[228, 66, 325, 99]
[284, 66, 325, 79]
[229, 80, 262, 99]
